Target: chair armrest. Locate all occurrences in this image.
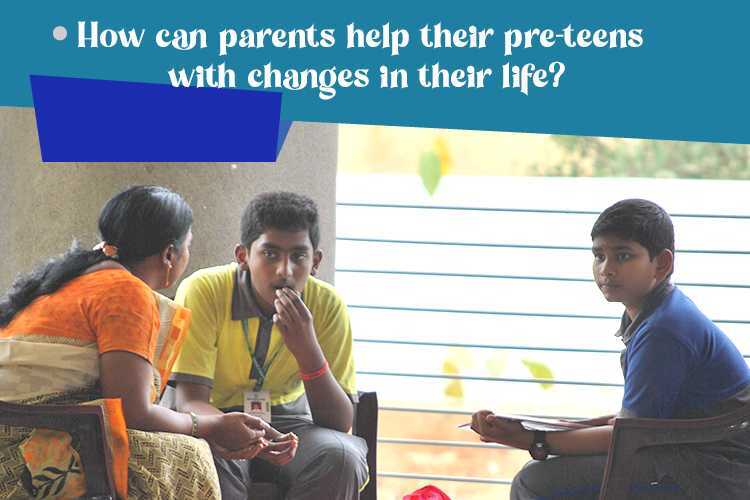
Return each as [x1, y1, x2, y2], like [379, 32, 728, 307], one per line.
[0, 400, 115, 499]
[353, 391, 378, 500]
[599, 403, 750, 500]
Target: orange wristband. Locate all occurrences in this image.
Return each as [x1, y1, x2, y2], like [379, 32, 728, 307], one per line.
[300, 361, 329, 381]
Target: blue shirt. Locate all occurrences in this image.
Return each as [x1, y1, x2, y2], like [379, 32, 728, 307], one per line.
[622, 287, 750, 418]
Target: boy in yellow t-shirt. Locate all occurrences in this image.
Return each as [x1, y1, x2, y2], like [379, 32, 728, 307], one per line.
[172, 192, 368, 500]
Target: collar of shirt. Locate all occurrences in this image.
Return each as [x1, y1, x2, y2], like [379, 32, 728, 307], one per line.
[614, 280, 675, 346]
[230, 266, 272, 322]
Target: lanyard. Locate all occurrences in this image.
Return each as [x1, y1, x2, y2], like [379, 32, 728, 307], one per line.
[241, 318, 282, 391]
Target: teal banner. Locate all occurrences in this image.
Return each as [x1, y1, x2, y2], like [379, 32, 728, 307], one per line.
[1, 1, 745, 142]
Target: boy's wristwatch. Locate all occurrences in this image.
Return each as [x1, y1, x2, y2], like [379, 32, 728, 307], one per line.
[529, 431, 550, 460]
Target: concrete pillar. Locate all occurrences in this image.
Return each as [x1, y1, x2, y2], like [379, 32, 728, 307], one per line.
[0, 107, 338, 292]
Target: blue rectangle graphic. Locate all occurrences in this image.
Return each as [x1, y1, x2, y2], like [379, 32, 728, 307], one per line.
[30, 75, 286, 162]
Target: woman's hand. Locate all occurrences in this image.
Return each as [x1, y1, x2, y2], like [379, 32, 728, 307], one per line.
[470, 410, 533, 450]
[201, 412, 268, 451]
[257, 432, 299, 465]
[210, 440, 269, 460]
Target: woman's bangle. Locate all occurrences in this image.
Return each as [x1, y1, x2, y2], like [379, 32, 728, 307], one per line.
[189, 411, 199, 437]
[300, 360, 329, 381]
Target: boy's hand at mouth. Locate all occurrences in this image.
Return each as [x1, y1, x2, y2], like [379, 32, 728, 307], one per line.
[273, 287, 326, 371]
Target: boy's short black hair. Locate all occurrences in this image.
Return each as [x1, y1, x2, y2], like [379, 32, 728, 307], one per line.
[591, 199, 674, 259]
[241, 191, 320, 249]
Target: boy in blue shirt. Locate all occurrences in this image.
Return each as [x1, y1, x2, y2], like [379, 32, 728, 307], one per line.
[472, 199, 750, 499]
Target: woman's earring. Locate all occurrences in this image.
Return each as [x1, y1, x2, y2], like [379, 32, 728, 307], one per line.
[163, 263, 173, 289]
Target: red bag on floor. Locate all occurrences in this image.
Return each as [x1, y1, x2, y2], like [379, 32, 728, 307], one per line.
[403, 484, 451, 500]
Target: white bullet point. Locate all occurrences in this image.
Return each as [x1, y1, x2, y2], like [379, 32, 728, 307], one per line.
[52, 26, 68, 41]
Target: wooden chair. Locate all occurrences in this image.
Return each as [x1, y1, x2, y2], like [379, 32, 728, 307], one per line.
[599, 403, 750, 499]
[1, 390, 379, 500]
[0, 400, 115, 499]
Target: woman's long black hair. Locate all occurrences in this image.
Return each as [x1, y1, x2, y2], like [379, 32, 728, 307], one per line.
[0, 185, 193, 326]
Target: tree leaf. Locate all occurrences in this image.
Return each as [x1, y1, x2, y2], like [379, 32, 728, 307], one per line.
[444, 379, 464, 399]
[521, 359, 554, 390]
[419, 151, 442, 195]
[442, 359, 459, 375]
[442, 358, 464, 398]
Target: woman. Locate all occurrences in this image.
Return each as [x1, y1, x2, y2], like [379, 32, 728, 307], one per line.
[0, 186, 297, 499]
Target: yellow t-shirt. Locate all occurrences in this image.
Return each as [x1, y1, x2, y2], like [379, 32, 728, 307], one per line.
[172, 263, 356, 409]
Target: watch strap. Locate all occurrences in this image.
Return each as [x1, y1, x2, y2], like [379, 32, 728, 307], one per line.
[529, 430, 550, 460]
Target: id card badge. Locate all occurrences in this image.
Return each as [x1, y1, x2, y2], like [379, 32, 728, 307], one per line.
[244, 390, 272, 423]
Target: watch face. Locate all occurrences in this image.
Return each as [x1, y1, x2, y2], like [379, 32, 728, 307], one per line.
[530, 441, 549, 460]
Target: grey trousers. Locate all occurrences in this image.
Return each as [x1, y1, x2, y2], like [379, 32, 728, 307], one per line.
[214, 416, 369, 500]
[510, 453, 686, 500]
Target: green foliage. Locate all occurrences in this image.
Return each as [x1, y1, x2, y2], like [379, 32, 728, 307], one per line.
[419, 151, 442, 195]
[418, 137, 453, 195]
[521, 359, 554, 390]
[532, 136, 750, 179]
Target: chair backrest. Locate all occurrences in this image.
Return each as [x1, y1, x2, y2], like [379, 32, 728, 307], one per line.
[0, 400, 115, 499]
[354, 391, 379, 500]
[599, 403, 750, 500]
